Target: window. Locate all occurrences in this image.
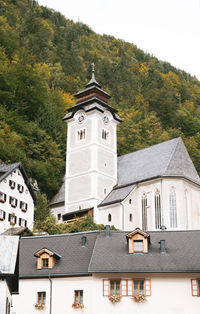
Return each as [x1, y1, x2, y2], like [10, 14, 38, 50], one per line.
[0, 209, 6, 221]
[104, 188, 107, 195]
[42, 258, 49, 268]
[8, 214, 17, 225]
[191, 279, 200, 296]
[108, 213, 112, 222]
[57, 213, 61, 220]
[9, 180, 15, 189]
[155, 190, 161, 229]
[6, 297, 10, 314]
[142, 193, 147, 230]
[0, 191, 6, 203]
[129, 213, 132, 222]
[133, 279, 144, 296]
[9, 197, 17, 208]
[37, 292, 46, 305]
[169, 187, 177, 228]
[129, 199, 132, 204]
[17, 184, 24, 193]
[20, 201, 28, 212]
[77, 129, 85, 140]
[102, 129, 109, 140]
[19, 218, 27, 227]
[110, 280, 121, 296]
[74, 290, 83, 304]
[133, 240, 143, 252]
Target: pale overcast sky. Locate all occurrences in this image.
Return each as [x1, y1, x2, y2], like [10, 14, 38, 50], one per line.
[37, 0, 200, 80]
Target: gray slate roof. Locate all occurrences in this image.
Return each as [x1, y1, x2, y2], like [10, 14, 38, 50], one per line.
[100, 137, 200, 207]
[49, 180, 65, 206]
[19, 230, 200, 277]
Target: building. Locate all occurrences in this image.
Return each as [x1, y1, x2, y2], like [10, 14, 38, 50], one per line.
[50, 70, 200, 231]
[0, 235, 19, 313]
[0, 162, 35, 233]
[12, 227, 200, 314]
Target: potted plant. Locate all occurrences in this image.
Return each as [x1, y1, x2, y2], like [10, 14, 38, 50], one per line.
[72, 302, 84, 309]
[109, 295, 121, 304]
[133, 295, 146, 303]
[34, 303, 45, 310]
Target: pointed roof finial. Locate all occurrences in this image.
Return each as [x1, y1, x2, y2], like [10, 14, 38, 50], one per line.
[178, 127, 182, 137]
[86, 62, 101, 87]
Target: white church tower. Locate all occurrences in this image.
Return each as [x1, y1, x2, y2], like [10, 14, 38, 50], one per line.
[63, 66, 121, 221]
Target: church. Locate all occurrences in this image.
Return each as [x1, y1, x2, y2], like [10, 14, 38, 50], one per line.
[50, 68, 200, 231]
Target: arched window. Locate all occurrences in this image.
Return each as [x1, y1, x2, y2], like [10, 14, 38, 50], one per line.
[155, 190, 161, 229]
[184, 189, 189, 229]
[108, 213, 112, 222]
[169, 187, 177, 228]
[142, 193, 147, 230]
[129, 213, 132, 222]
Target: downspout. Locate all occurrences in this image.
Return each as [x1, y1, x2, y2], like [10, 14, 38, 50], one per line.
[49, 274, 52, 314]
[122, 202, 125, 230]
[161, 178, 164, 226]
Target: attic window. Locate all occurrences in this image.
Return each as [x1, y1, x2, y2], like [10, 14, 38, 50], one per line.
[34, 248, 61, 270]
[9, 180, 15, 189]
[126, 228, 150, 254]
[17, 184, 24, 193]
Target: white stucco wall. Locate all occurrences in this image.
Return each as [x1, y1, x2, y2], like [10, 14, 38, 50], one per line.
[0, 280, 11, 314]
[0, 167, 34, 233]
[12, 274, 200, 314]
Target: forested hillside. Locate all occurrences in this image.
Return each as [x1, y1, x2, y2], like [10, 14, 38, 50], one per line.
[0, 0, 200, 200]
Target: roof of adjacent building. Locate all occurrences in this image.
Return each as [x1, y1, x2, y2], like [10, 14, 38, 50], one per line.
[0, 235, 19, 274]
[49, 179, 65, 206]
[19, 229, 200, 277]
[0, 162, 36, 201]
[100, 137, 200, 207]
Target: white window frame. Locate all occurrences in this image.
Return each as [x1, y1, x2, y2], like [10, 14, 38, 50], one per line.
[0, 191, 6, 203]
[169, 187, 177, 228]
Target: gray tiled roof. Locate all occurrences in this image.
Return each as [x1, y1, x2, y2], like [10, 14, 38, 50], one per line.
[49, 180, 65, 206]
[99, 184, 136, 206]
[19, 230, 200, 277]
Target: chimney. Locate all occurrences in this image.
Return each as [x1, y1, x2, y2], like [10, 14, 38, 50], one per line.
[159, 240, 166, 253]
[81, 236, 87, 247]
[106, 225, 110, 237]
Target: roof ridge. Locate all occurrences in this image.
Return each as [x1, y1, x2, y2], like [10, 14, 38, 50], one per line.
[163, 137, 181, 175]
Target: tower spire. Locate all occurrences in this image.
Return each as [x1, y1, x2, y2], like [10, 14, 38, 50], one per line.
[86, 62, 101, 87]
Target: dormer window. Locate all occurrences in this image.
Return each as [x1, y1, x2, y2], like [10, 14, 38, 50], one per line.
[34, 248, 61, 269]
[0, 191, 6, 203]
[126, 228, 150, 254]
[9, 180, 15, 189]
[17, 184, 24, 193]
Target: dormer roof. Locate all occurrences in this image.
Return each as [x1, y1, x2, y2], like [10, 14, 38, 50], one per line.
[126, 228, 150, 239]
[34, 247, 61, 259]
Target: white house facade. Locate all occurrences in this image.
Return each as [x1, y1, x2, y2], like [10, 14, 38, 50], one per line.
[0, 162, 35, 233]
[12, 228, 200, 314]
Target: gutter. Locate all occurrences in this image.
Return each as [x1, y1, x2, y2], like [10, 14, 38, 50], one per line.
[49, 274, 52, 314]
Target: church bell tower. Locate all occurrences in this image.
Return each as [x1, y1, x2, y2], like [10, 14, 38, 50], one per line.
[63, 65, 121, 221]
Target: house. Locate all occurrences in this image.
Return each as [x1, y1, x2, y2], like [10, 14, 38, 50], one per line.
[0, 235, 19, 313]
[50, 69, 200, 231]
[12, 227, 200, 313]
[0, 162, 36, 233]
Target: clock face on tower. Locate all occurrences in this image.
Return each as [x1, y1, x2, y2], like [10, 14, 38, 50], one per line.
[78, 113, 85, 124]
[103, 115, 109, 125]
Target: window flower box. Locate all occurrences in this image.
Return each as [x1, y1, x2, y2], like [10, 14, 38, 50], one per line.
[0, 198, 5, 203]
[133, 295, 146, 303]
[34, 303, 45, 310]
[109, 295, 121, 304]
[10, 221, 16, 226]
[72, 302, 84, 309]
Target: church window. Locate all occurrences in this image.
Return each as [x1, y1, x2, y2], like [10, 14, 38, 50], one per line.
[169, 187, 177, 228]
[129, 213, 132, 222]
[77, 129, 86, 140]
[184, 190, 189, 229]
[142, 193, 147, 230]
[129, 199, 132, 204]
[108, 213, 112, 222]
[155, 190, 161, 229]
[102, 129, 109, 140]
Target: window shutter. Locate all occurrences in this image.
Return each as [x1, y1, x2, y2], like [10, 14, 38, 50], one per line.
[145, 279, 151, 296]
[15, 216, 17, 223]
[121, 280, 127, 296]
[25, 220, 27, 227]
[19, 218, 21, 226]
[3, 211, 5, 220]
[127, 280, 132, 296]
[9, 197, 11, 204]
[4, 194, 6, 202]
[26, 203, 28, 210]
[191, 279, 198, 296]
[15, 199, 18, 207]
[20, 201, 22, 208]
[8, 214, 11, 222]
[103, 279, 109, 296]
